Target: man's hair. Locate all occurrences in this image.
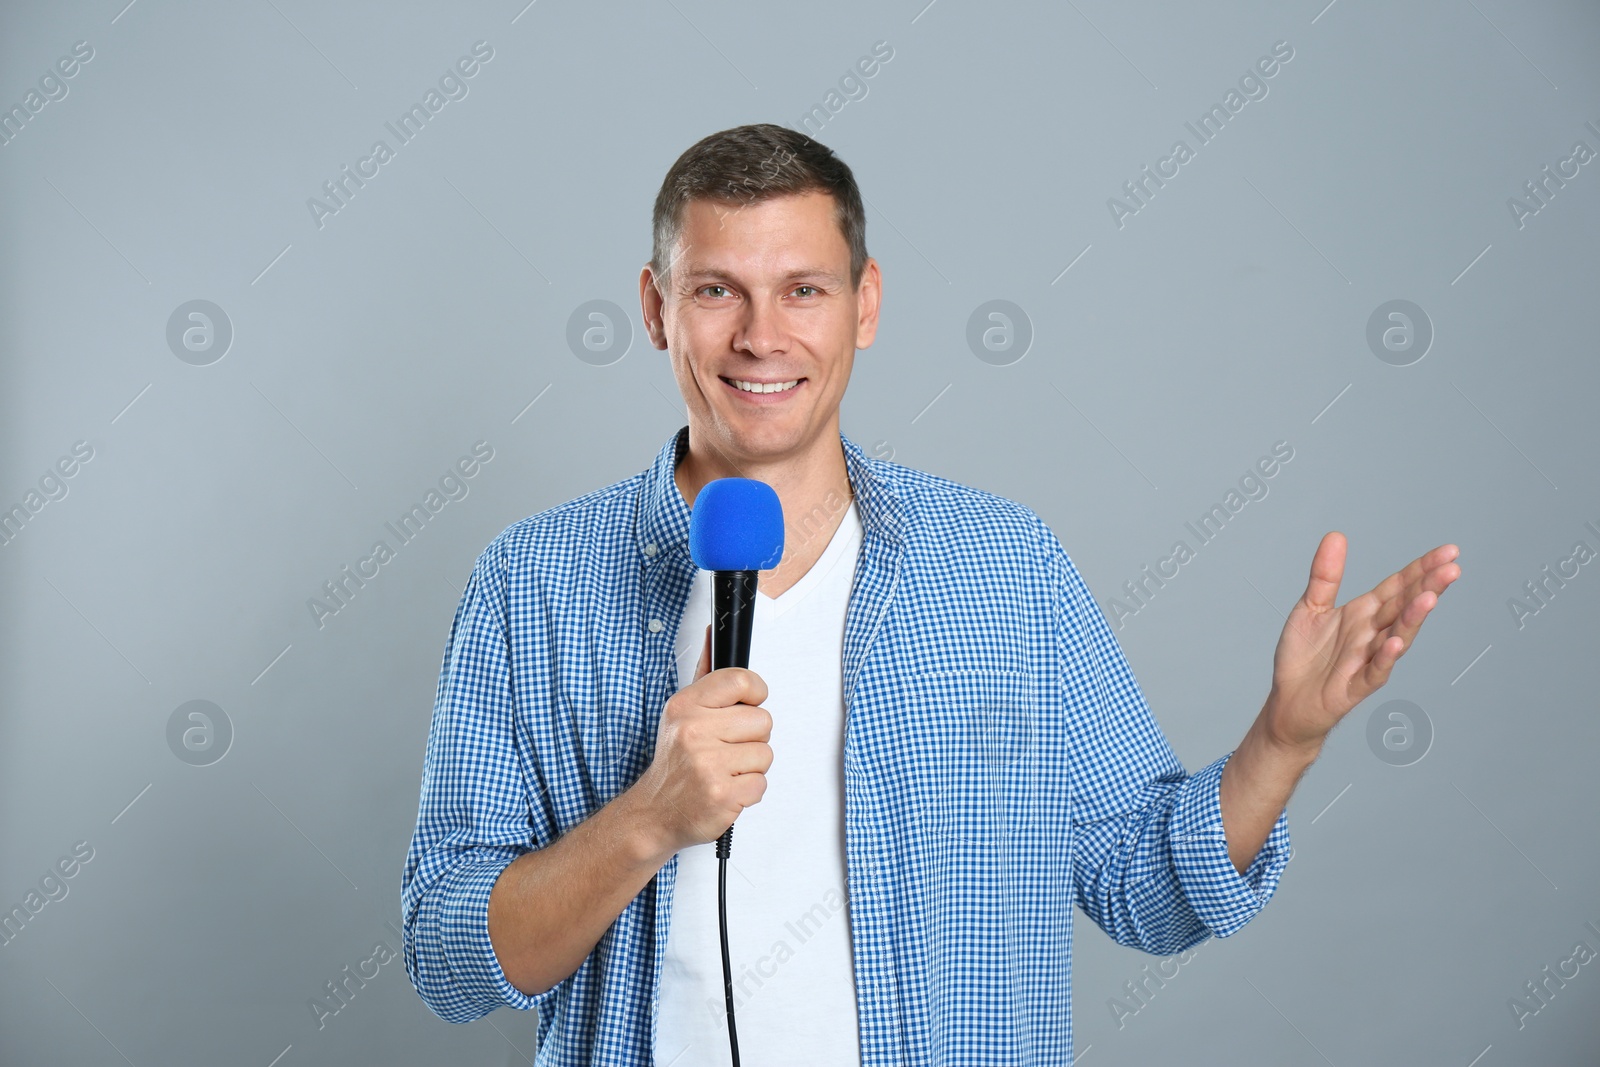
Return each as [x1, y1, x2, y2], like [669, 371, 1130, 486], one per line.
[650, 123, 869, 293]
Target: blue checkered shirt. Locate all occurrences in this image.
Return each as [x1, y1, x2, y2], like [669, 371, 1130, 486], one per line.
[402, 425, 1292, 1064]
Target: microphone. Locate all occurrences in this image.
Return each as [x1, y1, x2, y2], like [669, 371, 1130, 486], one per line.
[687, 476, 784, 1067]
[689, 477, 785, 673]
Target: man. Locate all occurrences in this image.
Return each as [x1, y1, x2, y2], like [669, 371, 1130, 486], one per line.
[402, 123, 1460, 1065]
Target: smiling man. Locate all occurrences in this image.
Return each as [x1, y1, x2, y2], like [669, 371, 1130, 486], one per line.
[401, 123, 1460, 1066]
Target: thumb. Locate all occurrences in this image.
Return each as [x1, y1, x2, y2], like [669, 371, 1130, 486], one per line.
[693, 623, 712, 683]
[1302, 531, 1347, 613]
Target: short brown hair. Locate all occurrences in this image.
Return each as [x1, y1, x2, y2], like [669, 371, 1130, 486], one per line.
[650, 123, 869, 292]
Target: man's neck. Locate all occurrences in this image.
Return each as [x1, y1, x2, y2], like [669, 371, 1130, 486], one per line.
[673, 424, 855, 598]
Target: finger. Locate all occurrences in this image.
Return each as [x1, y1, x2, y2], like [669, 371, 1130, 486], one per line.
[730, 772, 769, 811]
[1369, 550, 1460, 632]
[1386, 589, 1439, 649]
[1364, 591, 1437, 682]
[720, 704, 773, 743]
[1343, 631, 1401, 706]
[1370, 542, 1458, 605]
[1301, 531, 1347, 613]
[724, 739, 774, 774]
[1366, 634, 1406, 681]
[1370, 563, 1456, 634]
[697, 665, 769, 709]
[694, 623, 712, 683]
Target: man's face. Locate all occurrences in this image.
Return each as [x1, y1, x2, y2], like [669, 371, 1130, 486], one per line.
[641, 190, 880, 467]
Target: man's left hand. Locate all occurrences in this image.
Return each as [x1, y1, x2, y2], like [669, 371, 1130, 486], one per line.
[1260, 531, 1462, 753]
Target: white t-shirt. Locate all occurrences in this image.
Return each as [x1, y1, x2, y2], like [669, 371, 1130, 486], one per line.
[654, 499, 865, 1067]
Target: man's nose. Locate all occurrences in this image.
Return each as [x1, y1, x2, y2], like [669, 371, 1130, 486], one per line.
[734, 295, 787, 356]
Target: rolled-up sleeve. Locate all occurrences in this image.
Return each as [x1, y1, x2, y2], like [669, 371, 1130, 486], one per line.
[1168, 751, 1291, 936]
[401, 532, 558, 1023]
[1050, 539, 1292, 955]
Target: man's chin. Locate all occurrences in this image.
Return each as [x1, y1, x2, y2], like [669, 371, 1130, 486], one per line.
[701, 414, 820, 461]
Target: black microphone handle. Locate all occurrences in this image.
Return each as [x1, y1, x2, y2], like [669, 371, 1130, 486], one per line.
[711, 568, 757, 856]
[710, 569, 758, 671]
[711, 568, 759, 855]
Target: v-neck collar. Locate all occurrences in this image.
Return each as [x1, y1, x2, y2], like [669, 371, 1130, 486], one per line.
[756, 497, 861, 617]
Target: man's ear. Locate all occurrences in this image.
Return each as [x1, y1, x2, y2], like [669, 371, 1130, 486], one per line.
[854, 257, 882, 350]
[638, 264, 670, 350]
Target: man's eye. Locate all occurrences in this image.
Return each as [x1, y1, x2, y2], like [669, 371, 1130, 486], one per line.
[794, 285, 817, 298]
[700, 285, 728, 298]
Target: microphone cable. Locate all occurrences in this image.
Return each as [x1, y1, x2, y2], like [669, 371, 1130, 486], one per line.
[716, 824, 740, 1065]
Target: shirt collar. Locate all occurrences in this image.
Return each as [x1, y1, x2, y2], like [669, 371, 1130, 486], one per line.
[635, 424, 903, 561]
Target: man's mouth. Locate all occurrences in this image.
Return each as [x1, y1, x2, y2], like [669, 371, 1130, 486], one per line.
[719, 376, 804, 395]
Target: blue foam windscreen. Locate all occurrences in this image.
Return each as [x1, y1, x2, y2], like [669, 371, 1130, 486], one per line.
[688, 477, 786, 571]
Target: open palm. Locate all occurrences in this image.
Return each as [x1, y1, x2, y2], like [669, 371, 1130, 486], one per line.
[1264, 532, 1461, 750]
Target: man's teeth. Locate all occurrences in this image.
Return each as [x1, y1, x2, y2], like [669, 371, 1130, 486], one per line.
[728, 378, 800, 393]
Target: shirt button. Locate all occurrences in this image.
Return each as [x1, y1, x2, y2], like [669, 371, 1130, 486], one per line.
[644, 542, 657, 557]
[647, 619, 664, 633]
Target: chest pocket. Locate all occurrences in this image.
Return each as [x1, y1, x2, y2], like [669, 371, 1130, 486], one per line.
[907, 668, 1036, 844]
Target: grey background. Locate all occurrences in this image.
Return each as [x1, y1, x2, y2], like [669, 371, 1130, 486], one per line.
[2, 0, 1596, 1064]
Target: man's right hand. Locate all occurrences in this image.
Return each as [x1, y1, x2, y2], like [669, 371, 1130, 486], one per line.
[486, 624, 773, 996]
[628, 623, 773, 855]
